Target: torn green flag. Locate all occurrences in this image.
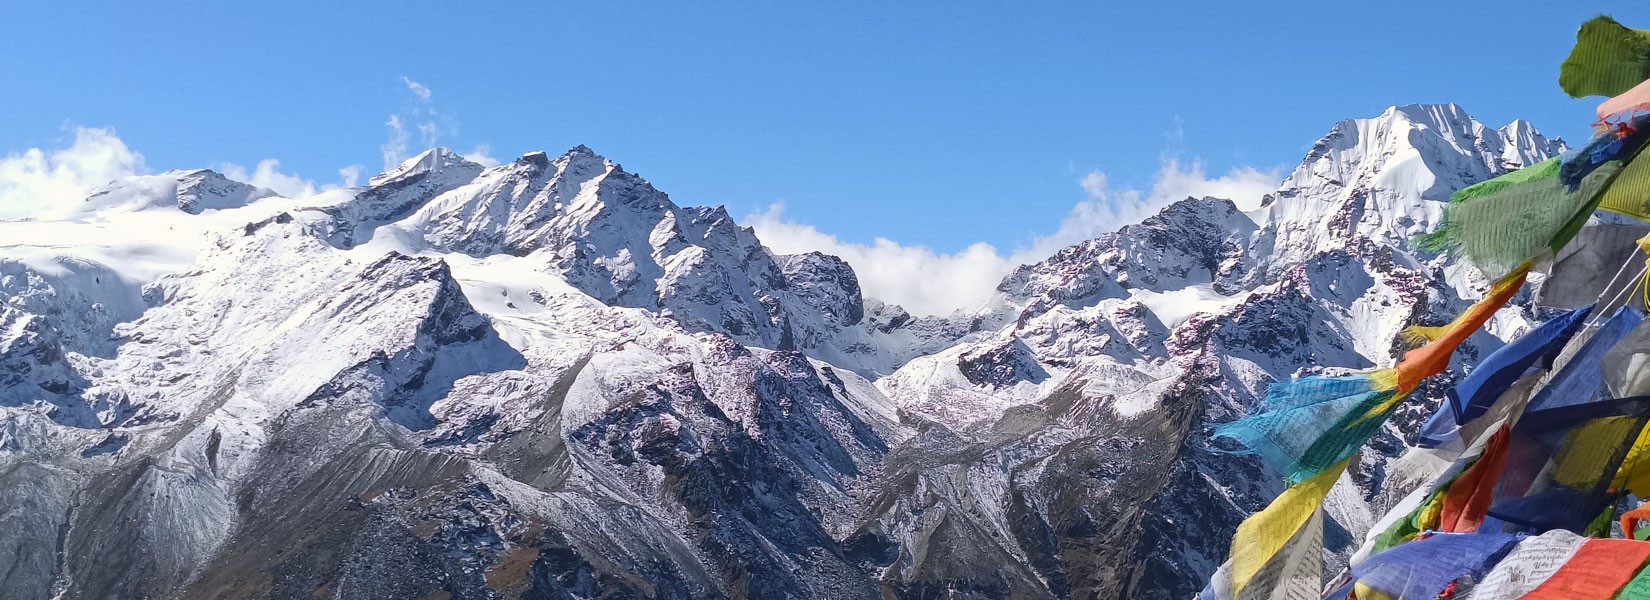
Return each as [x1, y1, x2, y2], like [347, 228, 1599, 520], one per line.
[1560, 16, 1650, 99]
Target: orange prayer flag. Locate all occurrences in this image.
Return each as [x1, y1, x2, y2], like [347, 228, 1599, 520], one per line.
[1521, 539, 1650, 599]
[1437, 425, 1511, 533]
[1395, 265, 1530, 393]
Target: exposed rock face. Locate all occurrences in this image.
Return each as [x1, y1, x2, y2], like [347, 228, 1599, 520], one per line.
[0, 103, 1563, 599]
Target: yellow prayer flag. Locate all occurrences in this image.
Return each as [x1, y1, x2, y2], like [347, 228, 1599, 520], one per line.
[1229, 458, 1349, 598]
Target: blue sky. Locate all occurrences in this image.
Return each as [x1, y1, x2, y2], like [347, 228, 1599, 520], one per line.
[2, 1, 1646, 273]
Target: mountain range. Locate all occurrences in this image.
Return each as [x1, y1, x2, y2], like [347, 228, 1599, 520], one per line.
[0, 103, 1564, 599]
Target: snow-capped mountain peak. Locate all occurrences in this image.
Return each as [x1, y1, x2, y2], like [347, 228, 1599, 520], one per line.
[0, 105, 1573, 599]
[369, 146, 481, 187]
[1497, 117, 1564, 167]
[1245, 102, 1566, 287]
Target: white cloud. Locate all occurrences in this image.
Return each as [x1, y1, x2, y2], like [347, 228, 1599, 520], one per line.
[402, 76, 432, 101]
[217, 160, 364, 198]
[416, 122, 439, 147]
[1151, 160, 1278, 212]
[0, 127, 147, 221]
[747, 204, 1014, 316]
[219, 159, 317, 198]
[748, 159, 1280, 316]
[0, 127, 361, 221]
[337, 164, 364, 188]
[462, 145, 501, 168]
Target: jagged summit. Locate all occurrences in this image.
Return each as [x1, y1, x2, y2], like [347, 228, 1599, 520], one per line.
[1497, 117, 1563, 166]
[1239, 103, 1567, 289]
[368, 146, 479, 186]
[1275, 103, 1561, 205]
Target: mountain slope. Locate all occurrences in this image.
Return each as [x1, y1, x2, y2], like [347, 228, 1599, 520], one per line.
[0, 103, 1561, 599]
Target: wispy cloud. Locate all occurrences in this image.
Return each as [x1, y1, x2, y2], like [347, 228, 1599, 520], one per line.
[462, 145, 500, 168]
[4, 77, 497, 221]
[383, 77, 497, 169]
[748, 158, 1280, 316]
[402, 76, 432, 101]
[218, 159, 316, 198]
[382, 114, 412, 171]
[1021, 159, 1278, 259]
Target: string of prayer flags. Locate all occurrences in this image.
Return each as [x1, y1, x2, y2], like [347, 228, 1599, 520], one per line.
[1213, 15, 1650, 599]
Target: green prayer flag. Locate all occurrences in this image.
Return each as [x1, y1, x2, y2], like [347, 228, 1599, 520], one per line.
[1559, 16, 1650, 99]
[1422, 160, 1626, 279]
[1618, 557, 1650, 599]
[1449, 157, 1562, 204]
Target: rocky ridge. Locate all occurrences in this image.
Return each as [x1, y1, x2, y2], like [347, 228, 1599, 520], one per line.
[0, 102, 1562, 599]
